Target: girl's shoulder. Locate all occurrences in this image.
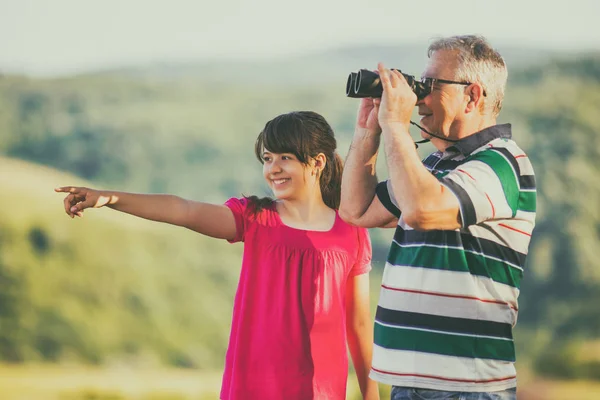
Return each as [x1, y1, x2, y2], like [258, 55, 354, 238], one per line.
[225, 196, 278, 224]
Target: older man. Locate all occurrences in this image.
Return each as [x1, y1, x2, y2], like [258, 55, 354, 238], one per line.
[340, 35, 536, 400]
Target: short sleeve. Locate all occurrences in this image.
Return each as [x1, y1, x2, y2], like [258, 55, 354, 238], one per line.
[350, 227, 372, 276]
[376, 180, 401, 218]
[224, 197, 249, 243]
[440, 148, 520, 227]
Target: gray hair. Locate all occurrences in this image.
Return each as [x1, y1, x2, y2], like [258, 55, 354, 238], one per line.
[428, 35, 507, 117]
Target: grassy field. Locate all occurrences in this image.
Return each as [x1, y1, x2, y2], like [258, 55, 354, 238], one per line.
[0, 364, 222, 400]
[1, 365, 600, 400]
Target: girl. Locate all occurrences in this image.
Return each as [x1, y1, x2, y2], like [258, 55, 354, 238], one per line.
[56, 111, 379, 400]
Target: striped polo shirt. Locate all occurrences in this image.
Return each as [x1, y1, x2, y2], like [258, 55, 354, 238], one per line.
[370, 123, 536, 392]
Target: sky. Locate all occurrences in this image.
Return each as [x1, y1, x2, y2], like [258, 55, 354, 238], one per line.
[2, 0, 599, 76]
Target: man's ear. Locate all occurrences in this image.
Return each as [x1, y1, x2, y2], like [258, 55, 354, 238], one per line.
[465, 83, 484, 114]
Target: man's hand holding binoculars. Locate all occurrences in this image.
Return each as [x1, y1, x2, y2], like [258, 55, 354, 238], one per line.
[355, 96, 382, 135]
[376, 62, 418, 135]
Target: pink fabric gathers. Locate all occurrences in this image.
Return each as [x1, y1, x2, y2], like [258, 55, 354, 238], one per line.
[220, 197, 372, 400]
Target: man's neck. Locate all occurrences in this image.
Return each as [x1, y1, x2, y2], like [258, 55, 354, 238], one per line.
[433, 116, 498, 152]
[475, 116, 497, 133]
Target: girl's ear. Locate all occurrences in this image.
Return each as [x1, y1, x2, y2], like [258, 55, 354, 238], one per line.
[313, 153, 327, 170]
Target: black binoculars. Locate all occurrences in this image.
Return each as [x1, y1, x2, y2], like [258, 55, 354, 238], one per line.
[346, 69, 430, 99]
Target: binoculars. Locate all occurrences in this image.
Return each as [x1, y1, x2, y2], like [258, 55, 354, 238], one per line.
[346, 69, 430, 99]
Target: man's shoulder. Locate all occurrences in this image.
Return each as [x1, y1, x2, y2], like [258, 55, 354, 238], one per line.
[468, 138, 531, 165]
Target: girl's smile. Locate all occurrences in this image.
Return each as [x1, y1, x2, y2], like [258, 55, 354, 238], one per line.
[271, 178, 291, 186]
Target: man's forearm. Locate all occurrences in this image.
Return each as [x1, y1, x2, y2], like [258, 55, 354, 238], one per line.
[340, 128, 381, 219]
[382, 124, 442, 217]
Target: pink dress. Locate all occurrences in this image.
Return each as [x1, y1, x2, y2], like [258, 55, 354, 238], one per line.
[220, 197, 372, 400]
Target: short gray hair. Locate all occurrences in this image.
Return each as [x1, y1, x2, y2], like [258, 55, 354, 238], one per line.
[428, 35, 507, 117]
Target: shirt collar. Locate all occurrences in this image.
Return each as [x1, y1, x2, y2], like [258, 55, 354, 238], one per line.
[446, 123, 512, 156]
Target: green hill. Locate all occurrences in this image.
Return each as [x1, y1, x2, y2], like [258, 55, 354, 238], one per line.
[0, 156, 241, 367]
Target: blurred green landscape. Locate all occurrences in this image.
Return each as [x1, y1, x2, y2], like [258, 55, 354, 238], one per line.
[1, 46, 599, 399]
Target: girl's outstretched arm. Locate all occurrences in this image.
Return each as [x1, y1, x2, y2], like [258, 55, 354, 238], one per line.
[54, 187, 237, 240]
[346, 273, 380, 400]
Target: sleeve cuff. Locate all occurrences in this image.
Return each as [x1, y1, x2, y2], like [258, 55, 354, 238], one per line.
[376, 181, 401, 218]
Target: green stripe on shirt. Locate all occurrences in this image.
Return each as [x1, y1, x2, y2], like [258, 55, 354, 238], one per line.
[374, 322, 516, 361]
[388, 244, 523, 288]
[518, 191, 536, 212]
[467, 150, 520, 216]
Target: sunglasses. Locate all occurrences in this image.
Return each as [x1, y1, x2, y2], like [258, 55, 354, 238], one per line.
[417, 77, 487, 99]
